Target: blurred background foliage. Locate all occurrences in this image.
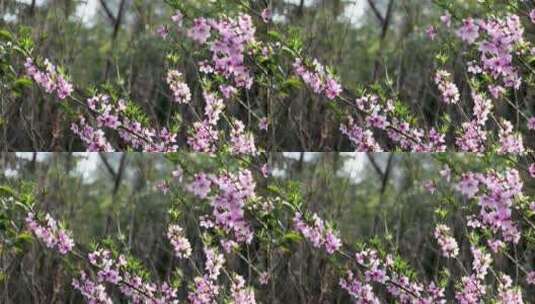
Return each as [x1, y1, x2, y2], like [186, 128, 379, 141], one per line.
[0, 152, 534, 302]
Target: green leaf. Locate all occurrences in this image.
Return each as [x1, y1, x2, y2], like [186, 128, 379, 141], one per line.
[0, 185, 16, 197]
[267, 31, 281, 41]
[0, 30, 12, 41]
[15, 231, 33, 246]
[13, 77, 33, 89]
[282, 231, 302, 243]
[282, 76, 302, 90]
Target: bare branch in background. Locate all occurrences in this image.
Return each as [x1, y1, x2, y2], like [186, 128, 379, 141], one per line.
[366, 0, 385, 25]
[99, 0, 117, 24]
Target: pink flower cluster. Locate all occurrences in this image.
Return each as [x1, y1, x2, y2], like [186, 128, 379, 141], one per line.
[88, 249, 123, 285]
[119, 274, 178, 304]
[527, 117, 535, 130]
[72, 271, 113, 304]
[455, 93, 492, 152]
[188, 169, 256, 245]
[457, 15, 524, 89]
[167, 224, 192, 259]
[230, 275, 257, 304]
[202, 92, 224, 125]
[230, 120, 257, 155]
[349, 249, 446, 303]
[188, 247, 225, 304]
[497, 120, 524, 154]
[526, 271, 535, 285]
[166, 70, 191, 104]
[24, 57, 73, 100]
[188, 14, 256, 89]
[355, 249, 388, 284]
[293, 212, 341, 254]
[457, 18, 480, 44]
[433, 224, 459, 258]
[72, 94, 179, 152]
[434, 70, 460, 104]
[293, 58, 342, 100]
[339, 271, 379, 304]
[85, 249, 179, 304]
[71, 116, 114, 152]
[530, 163, 535, 178]
[342, 94, 447, 152]
[456, 168, 523, 244]
[340, 117, 382, 152]
[187, 93, 224, 153]
[455, 246, 492, 304]
[496, 274, 523, 304]
[25, 212, 74, 255]
[188, 120, 219, 153]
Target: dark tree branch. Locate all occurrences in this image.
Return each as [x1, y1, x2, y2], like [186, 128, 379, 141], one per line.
[366, 0, 385, 25]
[99, 153, 117, 179]
[367, 153, 394, 234]
[98, 0, 117, 24]
[30, 0, 36, 16]
[103, 0, 128, 80]
[367, 153, 385, 178]
[372, 0, 395, 81]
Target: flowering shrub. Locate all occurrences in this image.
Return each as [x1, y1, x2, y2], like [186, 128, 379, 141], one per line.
[3, 1, 535, 151]
[0, 152, 531, 303]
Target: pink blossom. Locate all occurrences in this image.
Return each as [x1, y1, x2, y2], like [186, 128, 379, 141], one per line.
[26, 212, 74, 255]
[156, 25, 169, 38]
[171, 10, 183, 26]
[230, 120, 257, 156]
[71, 116, 114, 152]
[187, 173, 212, 199]
[230, 275, 256, 304]
[219, 84, 237, 99]
[258, 272, 270, 285]
[167, 224, 192, 259]
[440, 165, 451, 182]
[294, 212, 341, 255]
[456, 121, 487, 153]
[258, 117, 268, 131]
[260, 163, 270, 177]
[188, 120, 219, 152]
[434, 224, 459, 258]
[426, 25, 437, 40]
[497, 274, 523, 304]
[456, 172, 480, 198]
[526, 272, 535, 285]
[487, 239, 505, 253]
[203, 92, 224, 126]
[488, 85, 505, 99]
[324, 230, 342, 254]
[434, 70, 460, 104]
[440, 11, 451, 27]
[25, 57, 73, 100]
[527, 117, 535, 130]
[529, 163, 535, 178]
[72, 272, 112, 304]
[340, 117, 382, 151]
[261, 8, 272, 23]
[187, 17, 211, 43]
[457, 18, 480, 44]
[340, 271, 380, 304]
[423, 180, 437, 194]
[324, 77, 342, 100]
[166, 70, 191, 104]
[498, 120, 524, 154]
[293, 58, 341, 100]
